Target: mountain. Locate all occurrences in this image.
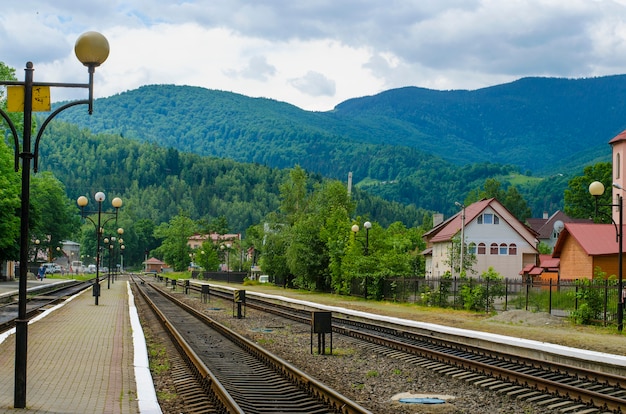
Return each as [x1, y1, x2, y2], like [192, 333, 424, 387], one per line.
[332, 76, 626, 174]
[54, 76, 626, 215]
[58, 76, 626, 176]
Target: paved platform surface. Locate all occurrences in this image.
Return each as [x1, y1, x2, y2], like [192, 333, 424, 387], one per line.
[0, 276, 160, 413]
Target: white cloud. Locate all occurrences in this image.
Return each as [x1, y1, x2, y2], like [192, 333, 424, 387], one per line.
[289, 71, 336, 97]
[2, 0, 626, 110]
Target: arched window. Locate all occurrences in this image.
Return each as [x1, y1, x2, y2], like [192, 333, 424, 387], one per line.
[617, 153, 621, 180]
[468, 242, 477, 254]
[477, 243, 486, 255]
[499, 243, 508, 255]
[509, 244, 517, 255]
[490, 243, 498, 254]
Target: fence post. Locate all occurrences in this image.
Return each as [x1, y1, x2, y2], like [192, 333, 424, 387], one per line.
[415, 278, 419, 304]
[453, 277, 458, 309]
[604, 279, 609, 327]
[549, 279, 553, 315]
[486, 277, 490, 313]
[504, 278, 508, 311]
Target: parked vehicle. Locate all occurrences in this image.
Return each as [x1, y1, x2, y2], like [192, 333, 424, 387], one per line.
[42, 263, 60, 274]
[70, 261, 86, 273]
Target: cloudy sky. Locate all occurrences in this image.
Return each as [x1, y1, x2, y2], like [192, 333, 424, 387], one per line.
[3, 0, 626, 111]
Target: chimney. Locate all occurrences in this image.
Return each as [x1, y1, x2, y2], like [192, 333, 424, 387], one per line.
[543, 211, 548, 219]
[433, 213, 444, 227]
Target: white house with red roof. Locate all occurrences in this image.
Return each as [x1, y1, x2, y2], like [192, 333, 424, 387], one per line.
[423, 198, 539, 279]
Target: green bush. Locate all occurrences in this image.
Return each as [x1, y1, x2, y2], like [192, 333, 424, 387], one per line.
[459, 267, 504, 312]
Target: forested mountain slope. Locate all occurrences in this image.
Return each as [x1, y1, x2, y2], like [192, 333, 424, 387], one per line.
[333, 76, 626, 173]
[58, 76, 626, 177]
[37, 121, 429, 232]
[55, 76, 626, 216]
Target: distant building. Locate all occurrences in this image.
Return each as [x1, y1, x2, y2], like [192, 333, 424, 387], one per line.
[526, 211, 591, 251]
[143, 257, 167, 273]
[187, 233, 241, 249]
[423, 198, 539, 279]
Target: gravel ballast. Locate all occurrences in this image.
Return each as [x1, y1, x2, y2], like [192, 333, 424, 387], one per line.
[139, 287, 567, 414]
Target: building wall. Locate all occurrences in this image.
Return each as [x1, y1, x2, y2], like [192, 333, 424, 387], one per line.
[593, 255, 625, 279]
[559, 238, 593, 280]
[427, 206, 537, 279]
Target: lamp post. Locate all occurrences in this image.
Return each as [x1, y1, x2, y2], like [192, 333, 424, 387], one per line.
[351, 221, 372, 255]
[455, 202, 466, 277]
[221, 243, 232, 283]
[120, 244, 125, 273]
[77, 192, 122, 306]
[0, 31, 109, 409]
[589, 181, 624, 332]
[116, 231, 124, 279]
[103, 236, 115, 287]
[351, 221, 372, 298]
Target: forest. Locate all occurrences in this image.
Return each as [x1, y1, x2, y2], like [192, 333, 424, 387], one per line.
[1, 61, 619, 288]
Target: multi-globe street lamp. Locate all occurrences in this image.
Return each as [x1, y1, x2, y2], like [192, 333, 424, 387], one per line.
[351, 221, 372, 255]
[77, 192, 122, 305]
[0, 31, 109, 408]
[589, 181, 624, 332]
[103, 228, 123, 286]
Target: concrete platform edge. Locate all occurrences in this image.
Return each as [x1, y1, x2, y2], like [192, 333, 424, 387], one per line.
[127, 282, 162, 414]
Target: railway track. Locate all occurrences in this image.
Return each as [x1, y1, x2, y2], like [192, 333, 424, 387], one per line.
[180, 280, 626, 413]
[0, 280, 93, 333]
[131, 275, 372, 414]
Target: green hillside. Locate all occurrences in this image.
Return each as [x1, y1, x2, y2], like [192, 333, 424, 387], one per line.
[333, 76, 625, 173]
[53, 76, 626, 216]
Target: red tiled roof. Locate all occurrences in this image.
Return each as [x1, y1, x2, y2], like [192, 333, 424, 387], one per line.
[424, 199, 493, 243]
[424, 198, 537, 249]
[144, 257, 165, 265]
[520, 263, 534, 273]
[553, 223, 623, 256]
[539, 254, 560, 268]
[609, 129, 626, 145]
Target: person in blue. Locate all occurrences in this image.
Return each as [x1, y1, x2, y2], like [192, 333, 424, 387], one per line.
[37, 265, 45, 281]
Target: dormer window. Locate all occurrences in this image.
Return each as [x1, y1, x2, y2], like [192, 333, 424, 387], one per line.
[477, 213, 499, 225]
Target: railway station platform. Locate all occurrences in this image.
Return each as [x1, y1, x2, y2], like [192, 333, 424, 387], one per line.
[0, 276, 160, 414]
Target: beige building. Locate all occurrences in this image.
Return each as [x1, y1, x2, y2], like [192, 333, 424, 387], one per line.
[423, 198, 539, 279]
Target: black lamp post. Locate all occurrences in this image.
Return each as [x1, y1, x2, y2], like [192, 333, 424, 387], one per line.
[0, 31, 109, 409]
[103, 236, 115, 287]
[351, 221, 372, 298]
[77, 192, 122, 305]
[351, 221, 372, 255]
[589, 181, 624, 332]
[455, 202, 466, 277]
[116, 228, 124, 279]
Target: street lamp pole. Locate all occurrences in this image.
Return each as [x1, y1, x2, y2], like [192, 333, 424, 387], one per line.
[351, 221, 372, 298]
[0, 32, 109, 408]
[351, 221, 372, 255]
[77, 193, 122, 305]
[455, 202, 466, 277]
[589, 181, 624, 332]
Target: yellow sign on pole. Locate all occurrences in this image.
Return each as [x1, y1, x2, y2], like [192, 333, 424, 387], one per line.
[7, 85, 51, 112]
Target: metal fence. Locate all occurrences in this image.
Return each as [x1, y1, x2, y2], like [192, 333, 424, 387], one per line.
[349, 275, 622, 325]
[191, 270, 248, 284]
